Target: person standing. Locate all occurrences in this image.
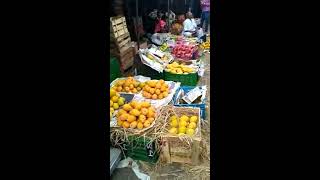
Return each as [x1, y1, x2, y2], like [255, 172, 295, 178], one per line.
[200, 0, 210, 33]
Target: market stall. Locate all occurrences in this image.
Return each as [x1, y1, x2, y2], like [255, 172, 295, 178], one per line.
[109, 1, 211, 178]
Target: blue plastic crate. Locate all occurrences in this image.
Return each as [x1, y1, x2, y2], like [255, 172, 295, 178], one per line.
[173, 86, 206, 120]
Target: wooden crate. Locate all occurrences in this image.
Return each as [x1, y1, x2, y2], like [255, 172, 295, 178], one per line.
[110, 16, 129, 38]
[160, 107, 202, 165]
[111, 47, 134, 72]
[110, 44, 133, 59]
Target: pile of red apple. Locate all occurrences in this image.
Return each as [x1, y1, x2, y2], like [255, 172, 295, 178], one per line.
[172, 43, 197, 60]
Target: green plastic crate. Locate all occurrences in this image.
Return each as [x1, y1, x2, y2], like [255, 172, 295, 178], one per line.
[164, 71, 198, 86]
[124, 135, 159, 163]
[110, 56, 121, 82]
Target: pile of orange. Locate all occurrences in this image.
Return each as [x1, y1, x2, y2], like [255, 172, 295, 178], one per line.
[142, 79, 169, 100]
[111, 77, 146, 93]
[116, 101, 156, 129]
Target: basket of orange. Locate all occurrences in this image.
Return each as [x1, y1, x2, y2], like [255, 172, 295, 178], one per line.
[115, 101, 157, 133]
[111, 76, 147, 94]
[141, 79, 170, 100]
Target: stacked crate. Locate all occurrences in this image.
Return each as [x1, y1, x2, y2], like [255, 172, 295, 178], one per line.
[110, 16, 134, 72]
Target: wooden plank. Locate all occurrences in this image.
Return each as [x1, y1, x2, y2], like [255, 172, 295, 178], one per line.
[110, 16, 126, 26]
[118, 36, 131, 48]
[110, 32, 130, 43]
[191, 138, 201, 165]
[161, 139, 171, 163]
[170, 156, 192, 164]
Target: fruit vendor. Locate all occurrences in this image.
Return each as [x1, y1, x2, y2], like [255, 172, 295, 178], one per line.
[154, 12, 167, 33]
[183, 12, 198, 37]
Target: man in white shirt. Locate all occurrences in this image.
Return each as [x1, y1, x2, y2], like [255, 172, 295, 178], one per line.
[183, 12, 197, 37]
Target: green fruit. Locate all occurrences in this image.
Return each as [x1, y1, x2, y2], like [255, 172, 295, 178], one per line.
[113, 103, 119, 110]
[118, 98, 125, 106]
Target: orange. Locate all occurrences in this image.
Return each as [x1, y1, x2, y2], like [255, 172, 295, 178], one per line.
[130, 101, 138, 108]
[147, 117, 155, 123]
[159, 79, 165, 84]
[144, 120, 151, 128]
[122, 121, 130, 128]
[116, 86, 123, 92]
[119, 113, 128, 121]
[155, 83, 161, 89]
[127, 115, 136, 123]
[155, 89, 161, 95]
[162, 91, 169, 97]
[133, 82, 139, 88]
[129, 84, 134, 90]
[146, 93, 152, 99]
[130, 121, 138, 128]
[136, 87, 141, 91]
[148, 107, 156, 112]
[142, 91, 149, 97]
[152, 94, 158, 100]
[117, 80, 125, 86]
[130, 109, 140, 117]
[141, 108, 148, 115]
[124, 87, 130, 92]
[134, 104, 142, 110]
[141, 102, 151, 108]
[158, 93, 164, 99]
[147, 110, 155, 118]
[137, 122, 144, 129]
[160, 86, 167, 92]
[117, 120, 124, 126]
[148, 81, 156, 88]
[132, 88, 138, 93]
[123, 104, 133, 112]
[116, 109, 124, 117]
[139, 115, 146, 122]
[149, 88, 155, 94]
[144, 85, 150, 92]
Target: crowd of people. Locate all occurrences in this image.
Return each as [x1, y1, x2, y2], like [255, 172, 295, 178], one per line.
[150, 0, 209, 41]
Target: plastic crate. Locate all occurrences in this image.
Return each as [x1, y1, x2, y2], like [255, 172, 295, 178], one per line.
[135, 55, 164, 80]
[173, 86, 206, 119]
[124, 135, 159, 163]
[164, 71, 198, 86]
[110, 56, 121, 83]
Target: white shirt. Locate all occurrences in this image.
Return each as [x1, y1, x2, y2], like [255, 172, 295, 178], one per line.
[183, 19, 197, 32]
[183, 19, 197, 37]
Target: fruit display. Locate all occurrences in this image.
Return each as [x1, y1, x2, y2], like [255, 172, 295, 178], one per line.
[172, 44, 197, 59]
[165, 62, 197, 74]
[110, 89, 126, 118]
[170, 23, 183, 35]
[199, 39, 210, 50]
[142, 79, 170, 100]
[159, 43, 168, 52]
[111, 77, 146, 93]
[116, 101, 156, 129]
[168, 115, 199, 136]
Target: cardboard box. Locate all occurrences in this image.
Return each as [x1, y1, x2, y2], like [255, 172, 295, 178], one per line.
[138, 41, 148, 49]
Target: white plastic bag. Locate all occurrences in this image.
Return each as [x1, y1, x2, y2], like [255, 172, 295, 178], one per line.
[117, 157, 150, 180]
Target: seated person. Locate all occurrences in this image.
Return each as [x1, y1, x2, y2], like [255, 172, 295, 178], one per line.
[183, 12, 197, 37]
[154, 13, 167, 33]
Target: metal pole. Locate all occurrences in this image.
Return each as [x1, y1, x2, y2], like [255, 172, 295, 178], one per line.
[167, 0, 170, 31]
[136, 0, 140, 49]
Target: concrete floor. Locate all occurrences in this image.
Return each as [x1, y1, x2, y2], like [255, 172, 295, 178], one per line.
[112, 52, 211, 180]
